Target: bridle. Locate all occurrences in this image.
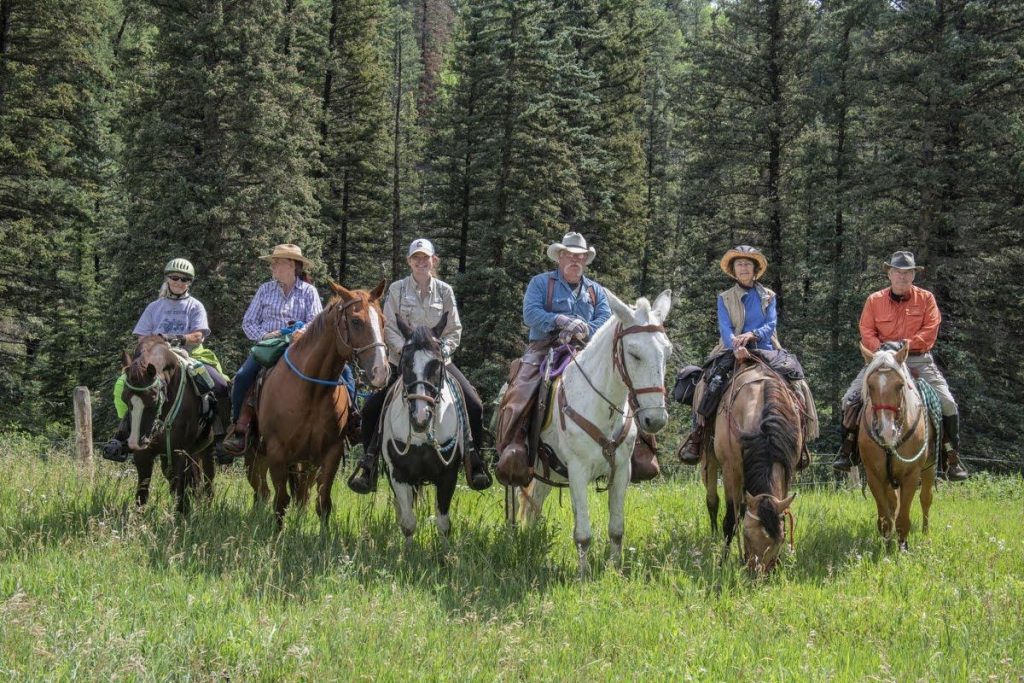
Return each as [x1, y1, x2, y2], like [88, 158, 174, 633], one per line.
[284, 295, 387, 386]
[400, 344, 447, 408]
[864, 363, 926, 465]
[123, 355, 190, 458]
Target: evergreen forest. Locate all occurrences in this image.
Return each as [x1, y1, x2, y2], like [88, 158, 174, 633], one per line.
[2, 0, 1022, 467]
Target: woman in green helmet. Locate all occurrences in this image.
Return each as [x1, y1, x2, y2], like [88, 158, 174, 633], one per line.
[102, 258, 231, 462]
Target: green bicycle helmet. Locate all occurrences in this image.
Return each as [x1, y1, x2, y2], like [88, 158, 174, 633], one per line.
[163, 258, 195, 279]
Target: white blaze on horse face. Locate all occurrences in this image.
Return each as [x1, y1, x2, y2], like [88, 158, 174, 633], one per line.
[874, 368, 902, 445]
[367, 305, 389, 388]
[128, 395, 145, 451]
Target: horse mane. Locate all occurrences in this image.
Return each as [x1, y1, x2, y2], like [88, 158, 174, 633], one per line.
[127, 336, 172, 383]
[740, 376, 799, 540]
[861, 349, 914, 399]
[574, 296, 656, 366]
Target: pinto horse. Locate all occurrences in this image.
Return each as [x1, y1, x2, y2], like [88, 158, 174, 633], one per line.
[378, 313, 469, 548]
[514, 290, 673, 578]
[858, 342, 937, 550]
[702, 360, 801, 573]
[120, 336, 215, 515]
[251, 281, 389, 526]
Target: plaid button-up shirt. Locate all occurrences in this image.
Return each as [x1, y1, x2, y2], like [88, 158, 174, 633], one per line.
[241, 279, 323, 341]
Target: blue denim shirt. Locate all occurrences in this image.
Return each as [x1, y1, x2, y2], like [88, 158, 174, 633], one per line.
[716, 287, 776, 351]
[523, 270, 611, 342]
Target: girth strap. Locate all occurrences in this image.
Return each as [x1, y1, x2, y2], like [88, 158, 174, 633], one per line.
[557, 383, 629, 465]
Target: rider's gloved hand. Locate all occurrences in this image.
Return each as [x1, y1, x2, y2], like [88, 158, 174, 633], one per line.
[279, 320, 306, 336]
[556, 317, 589, 345]
[161, 334, 186, 347]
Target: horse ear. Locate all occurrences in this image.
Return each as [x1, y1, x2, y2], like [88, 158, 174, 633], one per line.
[859, 342, 875, 364]
[432, 311, 449, 340]
[651, 289, 672, 322]
[895, 341, 910, 364]
[146, 363, 157, 379]
[369, 279, 388, 302]
[744, 491, 757, 510]
[396, 313, 413, 340]
[605, 288, 634, 324]
[775, 492, 796, 512]
[330, 281, 354, 299]
[121, 351, 132, 370]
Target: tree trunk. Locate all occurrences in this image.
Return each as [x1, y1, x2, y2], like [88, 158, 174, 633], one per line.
[391, 26, 403, 280]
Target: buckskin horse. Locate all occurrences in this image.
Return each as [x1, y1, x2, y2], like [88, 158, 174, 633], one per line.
[701, 358, 801, 573]
[249, 281, 389, 527]
[858, 342, 938, 550]
[514, 290, 673, 578]
[377, 313, 469, 548]
[120, 336, 216, 515]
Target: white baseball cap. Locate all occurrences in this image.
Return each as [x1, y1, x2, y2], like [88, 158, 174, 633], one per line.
[407, 238, 435, 257]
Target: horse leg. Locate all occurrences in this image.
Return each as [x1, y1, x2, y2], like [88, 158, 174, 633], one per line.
[703, 454, 720, 535]
[390, 479, 417, 550]
[316, 446, 344, 529]
[567, 464, 593, 580]
[864, 467, 895, 543]
[134, 455, 154, 507]
[434, 469, 458, 547]
[607, 456, 630, 569]
[896, 476, 918, 551]
[172, 449, 191, 516]
[199, 445, 215, 499]
[268, 459, 291, 529]
[520, 479, 551, 528]
[921, 466, 936, 535]
[245, 450, 270, 506]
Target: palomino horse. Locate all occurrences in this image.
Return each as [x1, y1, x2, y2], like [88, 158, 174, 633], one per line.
[251, 281, 389, 526]
[379, 313, 468, 548]
[515, 290, 672, 578]
[702, 359, 801, 572]
[858, 342, 937, 550]
[120, 336, 215, 515]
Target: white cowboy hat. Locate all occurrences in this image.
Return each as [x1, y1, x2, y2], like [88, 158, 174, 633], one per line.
[546, 232, 596, 265]
[259, 243, 314, 268]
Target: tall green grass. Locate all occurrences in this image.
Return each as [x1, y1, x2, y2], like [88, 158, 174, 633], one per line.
[1, 432, 1021, 681]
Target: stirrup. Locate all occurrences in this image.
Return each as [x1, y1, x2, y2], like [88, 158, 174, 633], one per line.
[347, 464, 377, 494]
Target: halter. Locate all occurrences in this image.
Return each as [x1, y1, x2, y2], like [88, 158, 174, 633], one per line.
[559, 322, 667, 476]
[123, 356, 189, 460]
[385, 353, 464, 466]
[284, 296, 387, 386]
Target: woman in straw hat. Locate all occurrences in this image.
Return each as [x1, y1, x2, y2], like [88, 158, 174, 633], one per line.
[222, 244, 326, 454]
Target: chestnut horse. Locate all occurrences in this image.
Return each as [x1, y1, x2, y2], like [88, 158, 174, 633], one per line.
[701, 360, 801, 573]
[858, 343, 938, 550]
[120, 336, 215, 515]
[249, 281, 389, 526]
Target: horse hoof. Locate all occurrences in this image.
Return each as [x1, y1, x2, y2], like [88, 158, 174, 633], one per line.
[899, 541, 909, 552]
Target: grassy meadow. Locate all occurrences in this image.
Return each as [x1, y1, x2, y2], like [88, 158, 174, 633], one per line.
[1, 431, 1022, 681]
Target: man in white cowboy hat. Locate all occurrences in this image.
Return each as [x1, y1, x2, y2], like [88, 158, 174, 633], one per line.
[832, 250, 969, 480]
[222, 243, 324, 454]
[494, 232, 611, 487]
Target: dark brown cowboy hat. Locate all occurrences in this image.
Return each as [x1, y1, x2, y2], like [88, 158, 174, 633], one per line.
[720, 245, 768, 280]
[883, 250, 924, 272]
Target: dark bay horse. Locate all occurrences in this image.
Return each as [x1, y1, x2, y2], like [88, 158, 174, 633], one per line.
[702, 360, 801, 573]
[120, 336, 215, 515]
[380, 313, 465, 548]
[251, 281, 389, 526]
[858, 343, 937, 550]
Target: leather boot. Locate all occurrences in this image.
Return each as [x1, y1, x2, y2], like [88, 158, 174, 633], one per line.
[832, 426, 858, 472]
[348, 433, 380, 494]
[677, 424, 704, 465]
[940, 414, 969, 481]
[495, 430, 532, 488]
[464, 446, 493, 491]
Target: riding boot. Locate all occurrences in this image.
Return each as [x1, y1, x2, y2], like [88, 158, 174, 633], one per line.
[345, 404, 362, 443]
[832, 426, 858, 472]
[213, 393, 233, 464]
[676, 424, 705, 465]
[222, 399, 254, 456]
[101, 416, 131, 463]
[939, 414, 970, 481]
[495, 422, 532, 488]
[347, 432, 380, 494]
[464, 445, 493, 491]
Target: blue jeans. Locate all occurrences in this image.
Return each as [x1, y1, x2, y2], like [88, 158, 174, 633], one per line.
[231, 355, 262, 422]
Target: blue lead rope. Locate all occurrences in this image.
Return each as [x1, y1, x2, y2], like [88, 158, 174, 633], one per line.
[283, 345, 349, 387]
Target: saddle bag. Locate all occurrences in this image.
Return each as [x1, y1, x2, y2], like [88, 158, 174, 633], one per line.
[251, 335, 290, 367]
[672, 365, 702, 405]
[630, 432, 660, 482]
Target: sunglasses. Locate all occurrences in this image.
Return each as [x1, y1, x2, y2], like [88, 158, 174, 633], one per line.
[167, 275, 192, 283]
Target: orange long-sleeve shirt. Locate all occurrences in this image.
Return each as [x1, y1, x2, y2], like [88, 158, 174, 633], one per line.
[859, 286, 941, 354]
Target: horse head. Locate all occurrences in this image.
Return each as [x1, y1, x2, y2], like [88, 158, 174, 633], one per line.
[742, 491, 795, 573]
[122, 336, 176, 452]
[604, 289, 673, 433]
[860, 341, 913, 448]
[326, 280, 390, 388]
[396, 312, 448, 432]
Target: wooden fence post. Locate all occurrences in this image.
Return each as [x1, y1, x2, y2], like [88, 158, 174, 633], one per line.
[73, 386, 93, 463]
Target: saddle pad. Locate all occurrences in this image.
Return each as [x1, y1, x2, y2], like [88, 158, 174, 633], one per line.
[916, 378, 943, 462]
[540, 345, 573, 381]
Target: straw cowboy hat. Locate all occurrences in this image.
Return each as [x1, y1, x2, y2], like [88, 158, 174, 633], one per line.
[883, 250, 925, 272]
[546, 232, 596, 265]
[259, 243, 314, 268]
[720, 245, 768, 280]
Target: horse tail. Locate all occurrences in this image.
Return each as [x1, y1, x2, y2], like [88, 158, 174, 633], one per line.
[739, 379, 800, 539]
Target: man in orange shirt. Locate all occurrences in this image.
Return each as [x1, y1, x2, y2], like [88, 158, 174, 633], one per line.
[833, 251, 969, 480]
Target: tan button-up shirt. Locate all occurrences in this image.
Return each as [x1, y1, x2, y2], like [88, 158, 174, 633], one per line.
[382, 275, 462, 365]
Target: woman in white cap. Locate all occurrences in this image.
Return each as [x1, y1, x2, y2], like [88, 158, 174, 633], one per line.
[348, 238, 491, 493]
[222, 244, 323, 454]
[678, 245, 818, 465]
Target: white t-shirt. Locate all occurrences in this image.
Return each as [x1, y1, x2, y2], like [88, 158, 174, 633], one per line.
[133, 296, 211, 339]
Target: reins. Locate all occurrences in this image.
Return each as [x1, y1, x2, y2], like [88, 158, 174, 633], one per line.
[124, 355, 191, 461]
[284, 295, 386, 387]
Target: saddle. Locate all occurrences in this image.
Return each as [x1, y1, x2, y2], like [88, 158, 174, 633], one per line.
[170, 348, 217, 427]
